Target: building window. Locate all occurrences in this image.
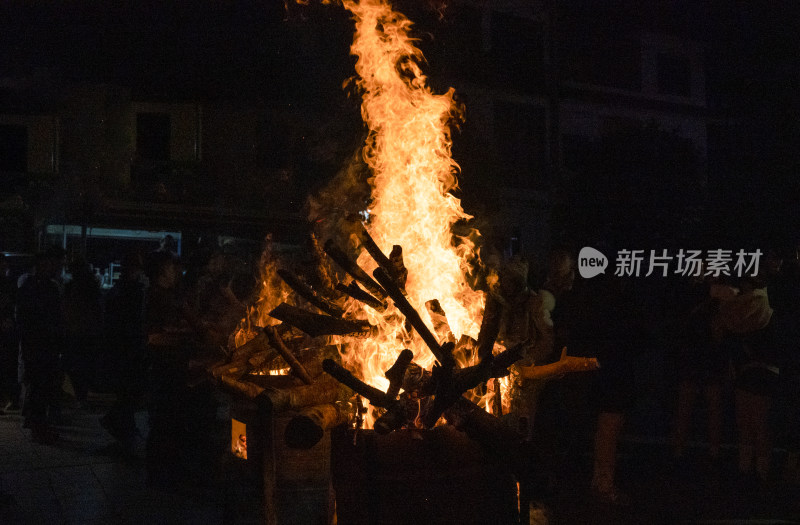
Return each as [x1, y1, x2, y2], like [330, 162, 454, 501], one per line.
[0, 124, 28, 172]
[561, 133, 593, 172]
[656, 53, 691, 96]
[493, 101, 547, 189]
[136, 112, 171, 161]
[490, 12, 544, 88]
[560, 30, 641, 91]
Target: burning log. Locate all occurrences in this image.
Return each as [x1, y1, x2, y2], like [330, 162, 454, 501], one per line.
[269, 303, 375, 338]
[277, 268, 345, 318]
[335, 281, 387, 312]
[257, 375, 342, 412]
[220, 373, 266, 399]
[475, 298, 502, 361]
[322, 352, 424, 435]
[370, 348, 416, 434]
[309, 232, 336, 295]
[372, 268, 454, 368]
[323, 340, 598, 437]
[231, 330, 271, 360]
[211, 331, 277, 380]
[287, 344, 340, 380]
[265, 325, 314, 385]
[425, 299, 456, 344]
[284, 402, 354, 449]
[321, 337, 503, 432]
[248, 350, 275, 369]
[516, 347, 600, 379]
[388, 245, 408, 292]
[401, 362, 434, 395]
[373, 396, 420, 435]
[384, 348, 414, 400]
[356, 223, 394, 276]
[323, 239, 387, 300]
[426, 344, 598, 426]
[321, 358, 392, 408]
[356, 223, 407, 292]
[491, 378, 502, 416]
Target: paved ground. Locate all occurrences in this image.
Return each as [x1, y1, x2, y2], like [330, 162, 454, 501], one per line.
[0, 393, 261, 525]
[0, 391, 797, 525]
[534, 437, 800, 525]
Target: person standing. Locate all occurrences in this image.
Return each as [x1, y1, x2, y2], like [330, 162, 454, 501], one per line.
[476, 256, 555, 439]
[0, 255, 19, 412]
[17, 246, 66, 444]
[101, 252, 148, 454]
[669, 275, 731, 464]
[715, 276, 778, 483]
[63, 256, 104, 404]
[583, 273, 641, 505]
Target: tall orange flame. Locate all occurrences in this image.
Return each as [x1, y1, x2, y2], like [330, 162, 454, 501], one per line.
[338, 0, 487, 421]
[241, 0, 507, 425]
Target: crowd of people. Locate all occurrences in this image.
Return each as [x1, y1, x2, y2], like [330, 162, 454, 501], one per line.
[1, 238, 799, 513]
[0, 239, 247, 458]
[479, 244, 800, 511]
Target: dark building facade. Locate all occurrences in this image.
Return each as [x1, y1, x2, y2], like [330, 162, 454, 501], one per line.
[1, 1, 793, 263]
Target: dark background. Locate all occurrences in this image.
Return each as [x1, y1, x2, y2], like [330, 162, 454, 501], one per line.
[0, 0, 798, 252]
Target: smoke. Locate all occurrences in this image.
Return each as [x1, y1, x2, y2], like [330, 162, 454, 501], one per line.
[305, 145, 372, 249]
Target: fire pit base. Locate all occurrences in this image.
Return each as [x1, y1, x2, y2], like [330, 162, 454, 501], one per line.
[331, 426, 518, 525]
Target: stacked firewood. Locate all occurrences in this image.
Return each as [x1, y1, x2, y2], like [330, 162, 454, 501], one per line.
[209, 318, 355, 446]
[210, 225, 594, 461]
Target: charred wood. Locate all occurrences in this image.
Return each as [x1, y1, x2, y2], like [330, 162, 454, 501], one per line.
[373, 396, 421, 435]
[211, 332, 276, 380]
[475, 297, 501, 361]
[425, 299, 456, 344]
[356, 223, 407, 293]
[264, 325, 314, 385]
[335, 281, 387, 312]
[248, 350, 276, 370]
[220, 374, 266, 399]
[230, 330, 270, 361]
[269, 303, 375, 338]
[277, 268, 345, 318]
[372, 268, 453, 368]
[384, 348, 414, 400]
[355, 223, 394, 277]
[309, 232, 336, 295]
[286, 345, 339, 380]
[492, 378, 503, 416]
[321, 358, 392, 408]
[256, 375, 341, 411]
[323, 239, 387, 300]
[388, 245, 408, 292]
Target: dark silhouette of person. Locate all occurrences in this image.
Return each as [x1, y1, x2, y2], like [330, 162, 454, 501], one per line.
[0, 255, 19, 412]
[101, 252, 148, 454]
[63, 256, 104, 403]
[670, 275, 731, 463]
[580, 273, 641, 505]
[17, 245, 66, 444]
